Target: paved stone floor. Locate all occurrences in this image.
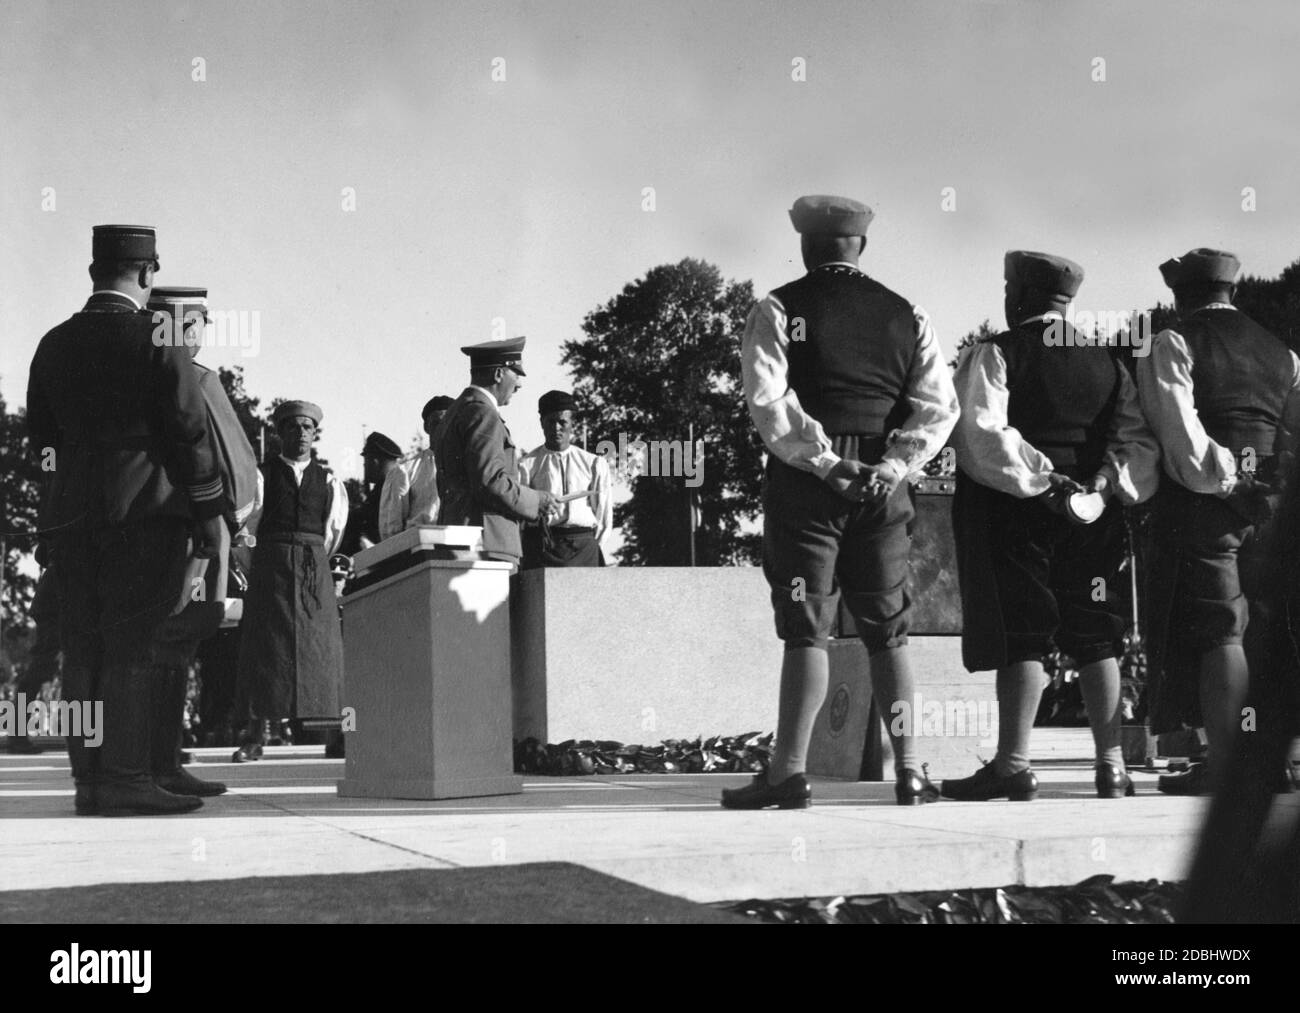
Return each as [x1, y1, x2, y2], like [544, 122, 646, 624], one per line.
[7, 743, 1292, 909]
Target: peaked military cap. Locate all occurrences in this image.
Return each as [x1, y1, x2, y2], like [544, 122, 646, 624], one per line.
[422, 395, 455, 419]
[148, 286, 209, 322]
[1004, 250, 1085, 298]
[272, 400, 323, 426]
[362, 431, 402, 460]
[538, 390, 576, 416]
[460, 336, 526, 375]
[1159, 248, 1241, 289]
[789, 195, 874, 236]
[92, 224, 158, 264]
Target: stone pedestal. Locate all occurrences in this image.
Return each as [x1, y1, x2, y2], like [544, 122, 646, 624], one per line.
[338, 554, 522, 800]
[807, 640, 885, 781]
[808, 638, 998, 781]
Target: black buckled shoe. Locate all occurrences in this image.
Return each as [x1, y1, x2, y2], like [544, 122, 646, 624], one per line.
[1158, 763, 1209, 796]
[941, 762, 1038, 801]
[97, 780, 204, 816]
[157, 768, 228, 797]
[1095, 763, 1135, 798]
[720, 772, 811, 810]
[896, 765, 940, 806]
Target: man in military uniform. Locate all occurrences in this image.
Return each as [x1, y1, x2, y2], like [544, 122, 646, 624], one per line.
[517, 390, 613, 568]
[945, 252, 1160, 802]
[26, 225, 226, 815]
[339, 431, 402, 554]
[1136, 249, 1300, 795]
[232, 400, 349, 761]
[435, 338, 558, 567]
[144, 286, 259, 796]
[723, 195, 960, 810]
[380, 395, 454, 539]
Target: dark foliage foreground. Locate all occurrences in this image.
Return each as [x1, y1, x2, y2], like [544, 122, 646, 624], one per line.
[720, 875, 1183, 924]
[514, 733, 772, 776]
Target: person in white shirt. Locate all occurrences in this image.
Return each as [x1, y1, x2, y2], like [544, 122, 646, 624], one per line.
[517, 390, 613, 567]
[722, 194, 959, 811]
[1135, 248, 1300, 796]
[946, 251, 1159, 803]
[379, 395, 454, 539]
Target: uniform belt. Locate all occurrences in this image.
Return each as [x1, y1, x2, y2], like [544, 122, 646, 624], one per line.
[260, 531, 326, 546]
[546, 525, 596, 535]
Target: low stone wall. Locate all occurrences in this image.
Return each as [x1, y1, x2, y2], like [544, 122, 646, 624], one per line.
[510, 567, 996, 778]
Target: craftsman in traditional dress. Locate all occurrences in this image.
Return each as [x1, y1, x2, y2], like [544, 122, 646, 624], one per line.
[339, 431, 402, 555]
[517, 390, 613, 568]
[1136, 249, 1300, 795]
[232, 401, 348, 761]
[379, 395, 454, 539]
[945, 252, 1159, 802]
[723, 195, 960, 810]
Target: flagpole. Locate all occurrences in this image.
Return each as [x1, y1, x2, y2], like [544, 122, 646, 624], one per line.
[688, 423, 696, 567]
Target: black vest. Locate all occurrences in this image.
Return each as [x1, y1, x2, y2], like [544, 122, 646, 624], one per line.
[1181, 307, 1293, 457]
[259, 458, 329, 537]
[994, 319, 1121, 478]
[771, 265, 916, 436]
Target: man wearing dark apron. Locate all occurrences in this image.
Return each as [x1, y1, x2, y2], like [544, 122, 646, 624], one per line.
[946, 252, 1159, 802]
[1136, 249, 1300, 795]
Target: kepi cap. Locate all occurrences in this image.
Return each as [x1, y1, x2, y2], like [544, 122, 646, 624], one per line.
[460, 336, 526, 375]
[148, 286, 209, 322]
[272, 400, 324, 427]
[1004, 250, 1085, 299]
[789, 195, 874, 236]
[1159, 248, 1240, 289]
[92, 224, 158, 265]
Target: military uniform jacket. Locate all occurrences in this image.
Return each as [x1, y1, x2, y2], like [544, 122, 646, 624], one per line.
[26, 291, 224, 531]
[435, 386, 542, 562]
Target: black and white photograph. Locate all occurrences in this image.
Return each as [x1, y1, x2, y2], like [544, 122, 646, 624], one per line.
[1, 0, 1297, 975]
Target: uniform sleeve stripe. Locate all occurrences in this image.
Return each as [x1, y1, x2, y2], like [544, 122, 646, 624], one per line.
[188, 479, 224, 501]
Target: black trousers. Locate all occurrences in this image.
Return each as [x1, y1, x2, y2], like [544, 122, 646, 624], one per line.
[953, 476, 1127, 673]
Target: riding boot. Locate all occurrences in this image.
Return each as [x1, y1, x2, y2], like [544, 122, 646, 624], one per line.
[96, 663, 202, 816]
[152, 664, 226, 796]
[60, 664, 100, 815]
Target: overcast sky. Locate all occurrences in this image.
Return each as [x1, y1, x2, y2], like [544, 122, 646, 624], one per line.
[3, 0, 1299, 478]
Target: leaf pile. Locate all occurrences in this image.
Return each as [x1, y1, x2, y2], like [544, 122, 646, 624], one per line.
[514, 733, 773, 776]
[721, 875, 1183, 925]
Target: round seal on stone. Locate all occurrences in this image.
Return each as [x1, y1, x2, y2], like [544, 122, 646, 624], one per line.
[827, 683, 851, 738]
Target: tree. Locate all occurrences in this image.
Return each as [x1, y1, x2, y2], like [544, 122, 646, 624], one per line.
[1235, 259, 1300, 352]
[216, 365, 270, 460]
[562, 259, 761, 565]
[1, 389, 43, 652]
